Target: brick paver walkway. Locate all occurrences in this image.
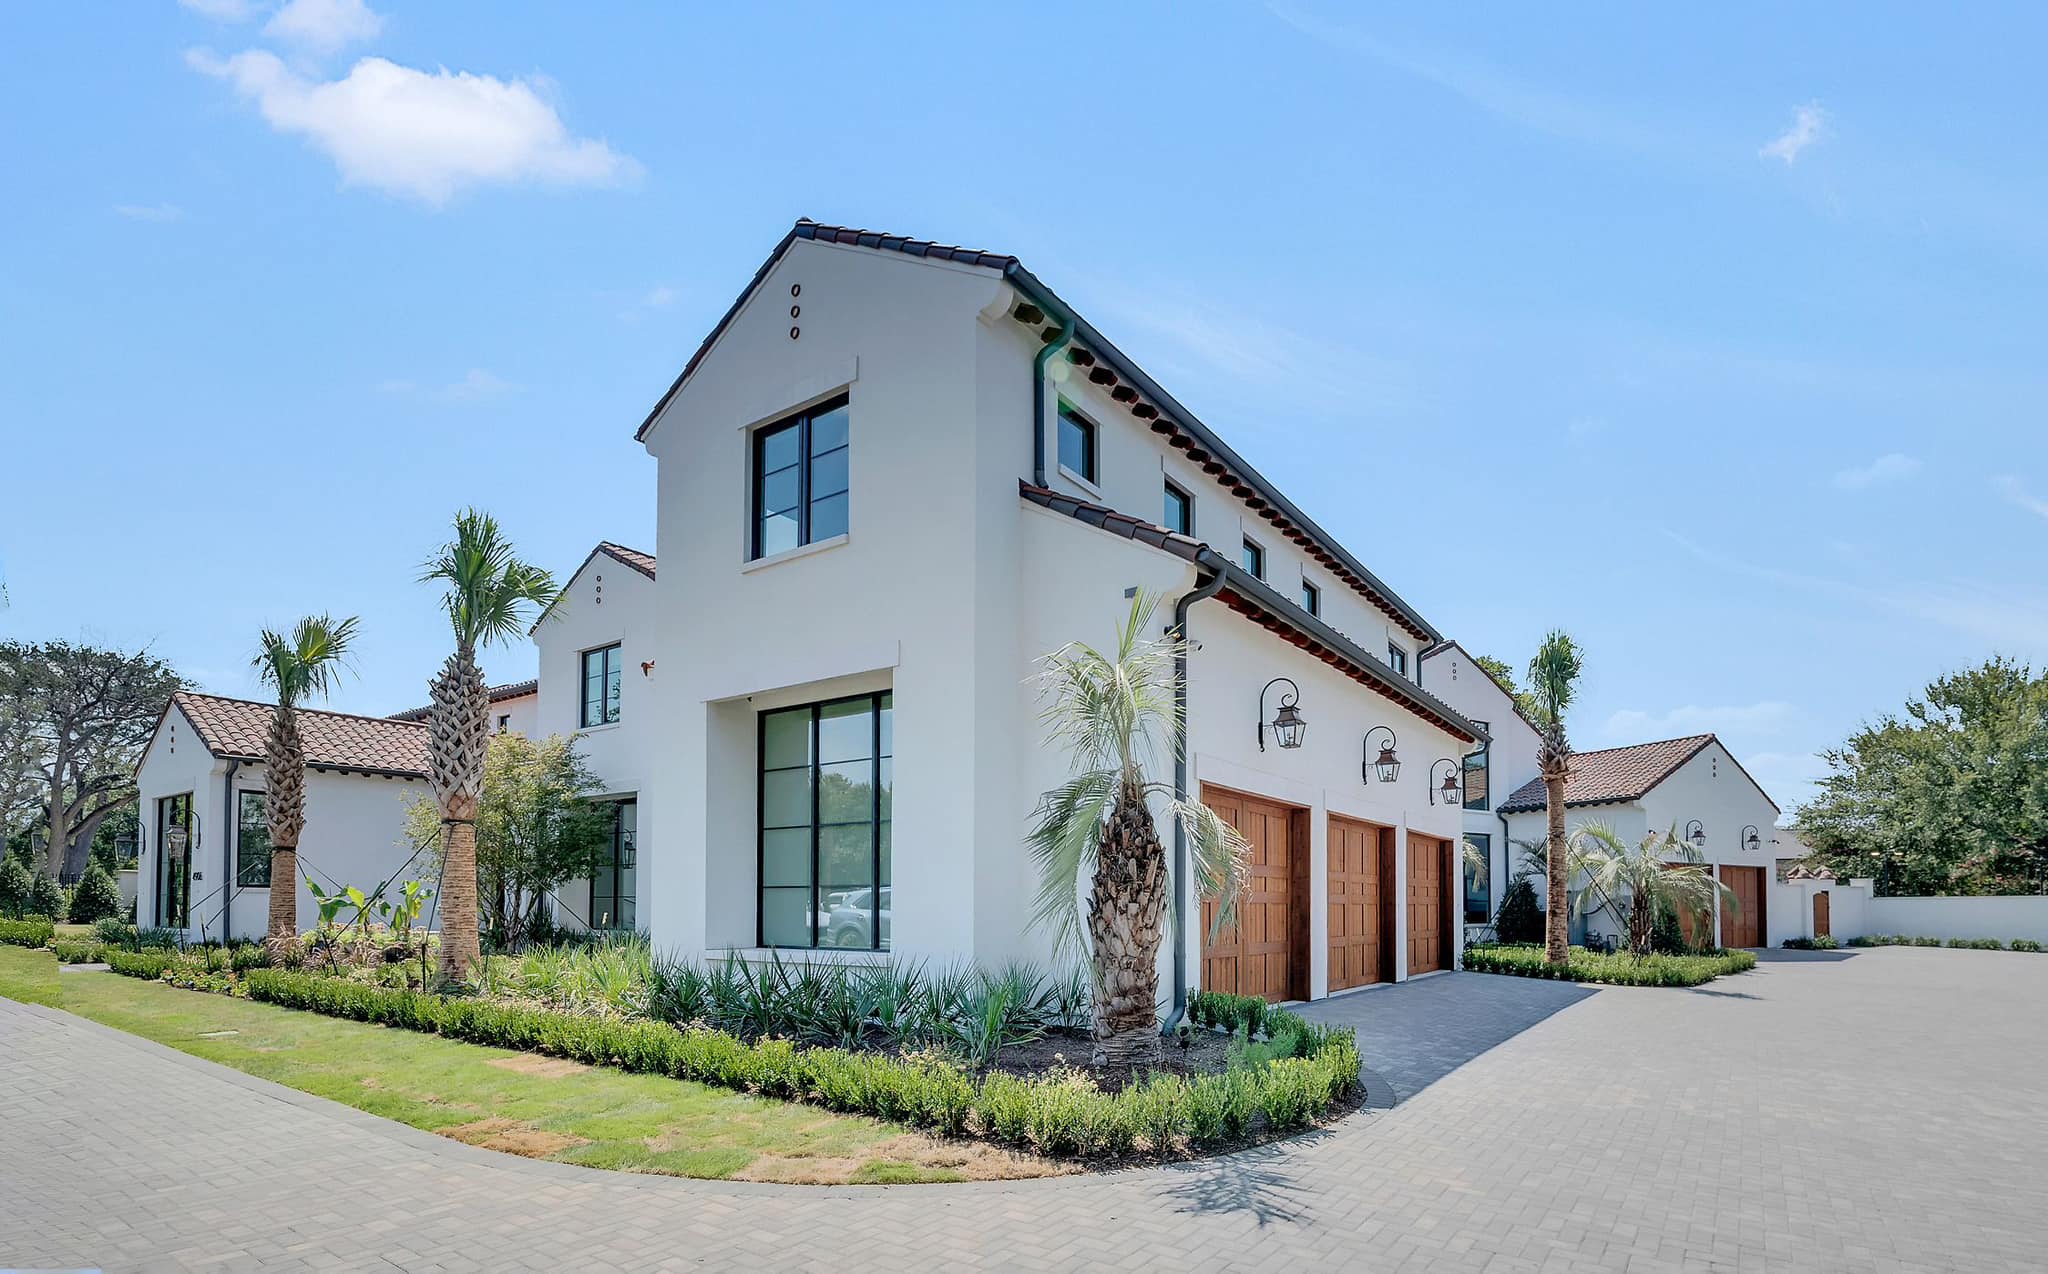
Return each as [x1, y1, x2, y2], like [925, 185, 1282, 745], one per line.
[4, 948, 2042, 1271]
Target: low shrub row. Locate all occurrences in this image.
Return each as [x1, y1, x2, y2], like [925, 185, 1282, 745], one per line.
[230, 968, 1358, 1158]
[105, 950, 176, 979]
[1847, 934, 2045, 952]
[1463, 942, 1757, 987]
[51, 940, 105, 964]
[0, 917, 56, 948]
[1781, 935, 1839, 950]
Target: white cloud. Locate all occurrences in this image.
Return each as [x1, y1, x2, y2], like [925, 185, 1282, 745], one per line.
[437, 368, 517, 401]
[264, 0, 382, 54]
[1601, 701, 1795, 743]
[114, 202, 183, 222]
[1761, 103, 1828, 165]
[1994, 474, 2048, 519]
[642, 285, 677, 308]
[179, 0, 261, 21]
[186, 49, 641, 206]
[1831, 452, 1920, 489]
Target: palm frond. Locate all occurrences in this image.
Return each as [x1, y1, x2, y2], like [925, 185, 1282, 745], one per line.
[420, 508, 561, 650]
[1524, 629, 1584, 741]
[251, 613, 360, 707]
[1023, 769, 1118, 958]
[1171, 795, 1250, 942]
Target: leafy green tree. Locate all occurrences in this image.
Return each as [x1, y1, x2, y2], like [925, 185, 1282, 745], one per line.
[406, 732, 611, 952]
[1493, 875, 1544, 943]
[68, 862, 124, 925]
[0, 857, 31, 918]
[1798, 657, 2048, 895]
[29, 871, 65, 920]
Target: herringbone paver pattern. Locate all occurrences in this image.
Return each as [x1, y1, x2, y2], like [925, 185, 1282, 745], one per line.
[3, 948, 2041, 1272]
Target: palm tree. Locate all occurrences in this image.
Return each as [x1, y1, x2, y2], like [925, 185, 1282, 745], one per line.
[420, 510, 558, 984]
[1525, 630, 1584, 966]
[252, 615, 360, 942]
[1026, 592, 1248, 1068]
[1569, 823, 1735, 957]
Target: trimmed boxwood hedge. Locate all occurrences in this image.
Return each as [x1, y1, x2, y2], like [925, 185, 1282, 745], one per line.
[199, 966, 1359, 1159]
[0, 917, 55, 948]
[1463, 942, 1756, 987]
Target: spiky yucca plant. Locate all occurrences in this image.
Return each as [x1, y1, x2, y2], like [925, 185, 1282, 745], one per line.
[1026, 592, 1249, 1069]
[251, 614, 359, 941]
[421, 510, 558, 984]
[1568, 823, 1736, 957]
[1525, 631, 1584, 966]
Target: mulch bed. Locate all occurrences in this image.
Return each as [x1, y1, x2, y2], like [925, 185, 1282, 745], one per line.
[987, 1027, 1238, 1093]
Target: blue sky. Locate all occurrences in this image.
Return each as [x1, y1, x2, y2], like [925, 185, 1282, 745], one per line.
[3, 2, 2045, 814]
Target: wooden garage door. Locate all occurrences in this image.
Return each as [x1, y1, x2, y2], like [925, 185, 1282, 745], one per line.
[1407, 833, 1450, 975]
[1200, 785, 1307, 1003]
[1328, 815, 1391, 992]
[1719, 865, 1765, 949]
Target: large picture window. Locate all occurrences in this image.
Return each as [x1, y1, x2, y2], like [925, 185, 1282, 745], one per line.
[236, 790, 272, 887]
[1463, 720, 1490, 811]
[590, 799, 637, 931]
[581, 644, 622, 728]
[752, 396, 850, 558]
[1464, 832, 1491, 923]
[759, 692, 892, 950]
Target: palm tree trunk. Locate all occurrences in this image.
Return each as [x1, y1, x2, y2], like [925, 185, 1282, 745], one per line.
[437, 817, 480, 979]
[266, 847, 297, 939]
[1089, 778, 1168, 1069]
[1541, 741, 1570, 966]
[430, 642, 489, 984]
[264, 706, 306, 942]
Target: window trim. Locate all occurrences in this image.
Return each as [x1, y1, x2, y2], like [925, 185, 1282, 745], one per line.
[235, 789, 271, 888]
[1300, 578, 1321, 617]
[756, 691, 892, 951]
[579, 642, 623, 729]
[1163, 479, 1192, 537]
[1056, 402, 1099, 488]
[749, 394, 850, 561]
[1241, 536, 1266, 580]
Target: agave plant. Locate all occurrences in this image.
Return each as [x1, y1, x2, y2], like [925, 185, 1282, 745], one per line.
[1026, 591, 1250, 1068]
[251, 615, 359, 941]
[419, 510, 558, 985]
[1568, 823, 1735, 957]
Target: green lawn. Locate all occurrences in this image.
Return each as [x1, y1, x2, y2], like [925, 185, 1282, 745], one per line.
[0, 947, 1060, 1184]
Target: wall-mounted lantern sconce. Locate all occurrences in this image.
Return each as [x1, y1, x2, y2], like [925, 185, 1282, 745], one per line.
[1740, 824, 1761, 854]
[1258, 677, 1306, 751]
[1362, 725, 1400, 783]
[1685, 819, 1706, 851]
[1429, 758, 1461, 806]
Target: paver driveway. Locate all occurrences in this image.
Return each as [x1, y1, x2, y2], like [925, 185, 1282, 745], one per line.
[4, 948, 2043, 1272]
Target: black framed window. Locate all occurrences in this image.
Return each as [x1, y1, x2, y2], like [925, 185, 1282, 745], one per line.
[1301, 579, 1320, 617]
[1057, 405, 1096, 483]
[759, 692, 892, 950]
[1163, 481, 1191, 536]
[1387, 644, 1408, 677]
[580, 644, 622, 728]
[752, 395, 850, 558]
[1464, 833, 1492, 923]
[154, 792, 193, 928]
[1463, 720, 1490, 811]
[1241, 538, 1265, 579]
[236, 791, 271, 887]
[590, 799, 637, 931]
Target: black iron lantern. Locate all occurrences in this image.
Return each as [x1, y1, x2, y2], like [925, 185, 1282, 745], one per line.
[1259, 677, 1306, 751]
[1363, 725, 1400, 783]
[1685, 819, 1706, 850]
[1430, 757, 1461, 806]
[1741, 824, 1761, 854]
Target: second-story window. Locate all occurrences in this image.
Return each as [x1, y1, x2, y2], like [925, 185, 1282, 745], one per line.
[1301, 579, 1321, 617]
[1057, 405, 1097, 484]
[752, 396, 850, 559]
[1387, 644, 1408, 677]
[581, 644, 622, 727]
[1242, 537, 1265, 579]
[1464, 720, 1490, 811]
[1163, 481, 1191, 536]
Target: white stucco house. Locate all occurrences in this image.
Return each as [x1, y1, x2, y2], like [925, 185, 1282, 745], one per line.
[1415, 641, 1543, 940]
[134, 691, 431, 941]
[632, 220, 1488, 1007]
[528, 541, 657, 932]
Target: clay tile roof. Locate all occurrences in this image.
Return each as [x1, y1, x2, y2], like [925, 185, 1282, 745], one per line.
[597, 542, 656, 579]
[388, 680, 538, 723]
[1498, 735, 1717, 814]
[174, 691, 428, 778]
[1019, 480, 1203, 563]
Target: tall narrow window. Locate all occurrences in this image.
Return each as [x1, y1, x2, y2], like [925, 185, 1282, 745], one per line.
[1057, 406, 1097, 484]
[752, 395, 850, 558]
[1163, 481, 1191, 536]
[590, 799, 637, 931]
[1464, 832, 1492, 923]
[236, 790, 272, 887]
[1387, 644, 1408, 677]
[1241, 537, 1265, 579]
[154, 792, 193, 929]
[759, 692, 892, 950]
[1301, 579, 1321, 617]
[1463, 720, 1490, 811]
[580, 644, 622, 728]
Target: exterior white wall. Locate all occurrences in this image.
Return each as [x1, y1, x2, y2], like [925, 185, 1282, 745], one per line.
[134, 704, 428, 942]
[1775, 877, 1873, 943]
[1862, 895, 2048, 944]
[491, 691, 539, 739]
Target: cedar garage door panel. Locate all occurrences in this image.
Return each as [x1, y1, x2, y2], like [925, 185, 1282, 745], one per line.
[1201, 786, 1306, 1003]
[1407, 833, 1448, 975]
[1720, 865, 1765, 949]
[1328, 814, 1390, 992]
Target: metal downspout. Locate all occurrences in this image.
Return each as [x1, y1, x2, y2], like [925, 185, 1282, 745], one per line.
[1030, 311, 1074, 489]
[220, 759, 239, 941]
[1162, 550, 1229, 1034]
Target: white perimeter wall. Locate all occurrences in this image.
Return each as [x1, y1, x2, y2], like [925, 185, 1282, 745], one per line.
[1863, 895, 2048, 944]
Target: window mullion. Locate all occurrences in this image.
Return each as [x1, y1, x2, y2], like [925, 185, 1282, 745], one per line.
[809, 705, 821, 948]
[797, 413, 812, 547]
[871, 694, 882, 951]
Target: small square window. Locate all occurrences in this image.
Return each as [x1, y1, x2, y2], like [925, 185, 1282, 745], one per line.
[1241, 538, 1265, 579]
[1387, 644, 1408, 677]
[1163, 481, 1191, 536]
[1057, 406, 1096, 484]
[1301, 580, 1320, 617]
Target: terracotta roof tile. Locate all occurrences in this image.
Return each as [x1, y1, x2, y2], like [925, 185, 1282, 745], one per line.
[597, 542, 656, 579]
[1497, 735, 1717, 814]
[175, 691, 428, 778]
